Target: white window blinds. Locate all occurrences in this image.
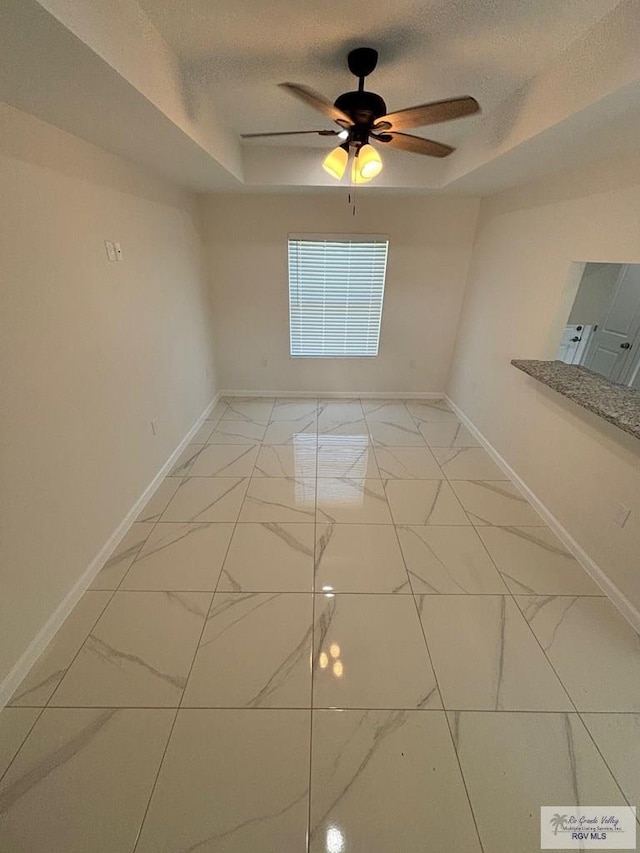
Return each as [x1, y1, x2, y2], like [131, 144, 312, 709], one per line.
[288, 235, 389, 357]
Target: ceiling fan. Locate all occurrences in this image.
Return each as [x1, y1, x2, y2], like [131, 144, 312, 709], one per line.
[242, 47, 480, 183]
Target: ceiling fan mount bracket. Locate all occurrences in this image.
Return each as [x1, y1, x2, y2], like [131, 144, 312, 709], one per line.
[347, 47, 379, 80]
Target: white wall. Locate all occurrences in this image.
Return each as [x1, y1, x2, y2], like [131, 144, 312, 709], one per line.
[0, 105, 217, 685]
[447, 152, 640, 613]
[201, 192, 479, 394]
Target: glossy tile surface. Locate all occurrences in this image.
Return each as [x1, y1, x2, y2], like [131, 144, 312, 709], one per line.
[220, 399, 274, 424]
[90, 522, 155, 589]
[240, 476, 315, 522]
[136, 477, 182, 522]
[0, 708, 41, 777]
[0, 708, 173, 853]
[432, 446, 508, 480]
[451, 479, 545, 525]
[50, 592, 210, 707]
[318, 400, 364, 423]
[10, 592, 112, 706]
[120, 522, 234, 590]
[183, 592, 312, 707]
[407, 399, 458, 422]
[582, 713, 640, 807]
[310, 710, 482, 853]
[168, 441, 206, 476]
[318, 418, 371, 438]
[478, 526, 604, 594]
[7, 395, 638, 852]
[362, 399, 415, 423]
[188, 443, 259, 477]
[262, 417, 317, 444]
[385, 479, 470, 525]
[420, 595, 571, 710]
[368, 420, 426, 446]
[254, 442, 316, 477]
[517, 595, 640, 710]
[451, 711, 628, 853]
[397, 525, 508, 594]
[271, 398, 317, 420]
[219, 522, 315, 592]
[134, 710, 310, 853]
[374, 446, 443, 479]
[207, 419, 266, 444]
[160, 476, 248, 522]
[418, 420, 481, 447]
[315, 523, 410, 592]
[313, 594, 440, 709]
[316, 477, 393, 524]
[317, 439, 379, 478]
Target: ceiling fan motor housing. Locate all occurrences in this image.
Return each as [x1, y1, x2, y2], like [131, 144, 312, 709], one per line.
[334, 91, 387, 128]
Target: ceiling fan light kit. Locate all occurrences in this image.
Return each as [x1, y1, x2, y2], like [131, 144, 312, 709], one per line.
[322, 143, 349, 179]
[242, 47, 481, 185]
[357, 144, 383, 179]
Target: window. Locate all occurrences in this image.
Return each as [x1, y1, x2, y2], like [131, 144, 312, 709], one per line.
[288, 234, 389, 357]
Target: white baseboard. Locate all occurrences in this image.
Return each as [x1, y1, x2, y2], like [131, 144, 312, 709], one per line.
[219, 389, 445, 400]
[0, 393, 219, 709]
[445, 395, 640, 634]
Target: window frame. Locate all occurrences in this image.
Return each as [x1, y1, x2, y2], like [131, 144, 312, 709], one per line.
[287, 233, 389, 359]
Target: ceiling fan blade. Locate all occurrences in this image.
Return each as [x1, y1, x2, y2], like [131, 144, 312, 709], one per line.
[241, 129, 338, 138]
[279, 83, 352, 126]
[377, 96, 480, 131]
[376, 132, 455, 158]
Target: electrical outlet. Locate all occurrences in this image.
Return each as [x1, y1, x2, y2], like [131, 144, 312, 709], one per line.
[104, 240, 117, 261]
[151, 419, 158, 436]
[613, 503, 631, 528]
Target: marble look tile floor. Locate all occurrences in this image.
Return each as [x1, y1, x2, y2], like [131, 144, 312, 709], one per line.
[1, 396, 638, 853]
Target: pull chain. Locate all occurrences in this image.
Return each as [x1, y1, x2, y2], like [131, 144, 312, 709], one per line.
[347, 149, 358, 216]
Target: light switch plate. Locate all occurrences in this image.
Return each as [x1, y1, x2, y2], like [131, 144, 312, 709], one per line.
[104, 240, 117, 261]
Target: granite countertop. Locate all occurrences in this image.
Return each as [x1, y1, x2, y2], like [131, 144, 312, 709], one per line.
[511, 359, 640, 441]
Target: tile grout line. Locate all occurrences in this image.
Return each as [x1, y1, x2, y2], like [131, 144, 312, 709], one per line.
[41, 590, 117, 710]
[0, 705, 47, 786]
[504, 591, 640, 804]
[8, 704, 640, 713]
[130, 706, 180, 853]
[107, 400, 232, 589]
[306, 409, 319, 853]
[576, 712, 638, 813]
[129, 404, 239, 853]
[399, 551, 488, 853]
[395, 396, 488, 852]
[469, 526, 582, 714]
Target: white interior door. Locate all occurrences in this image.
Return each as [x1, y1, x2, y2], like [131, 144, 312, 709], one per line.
[582, 265, 640, 382]
[557, 325, 593, 364]
[620, 329, 640, 389]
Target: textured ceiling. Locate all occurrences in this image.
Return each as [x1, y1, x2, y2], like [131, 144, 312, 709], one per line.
[6, 0, 639, 193]
[139, 0, 620, 145]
